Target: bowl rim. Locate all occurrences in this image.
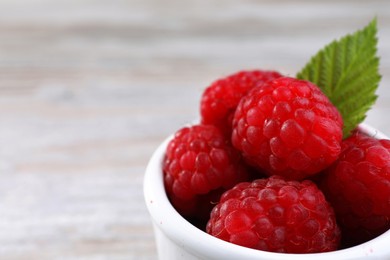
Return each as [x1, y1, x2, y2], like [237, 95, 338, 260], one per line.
[144, 123, 390, 259]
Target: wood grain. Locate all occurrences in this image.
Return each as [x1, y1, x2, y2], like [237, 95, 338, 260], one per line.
[0, 0, 389, 259]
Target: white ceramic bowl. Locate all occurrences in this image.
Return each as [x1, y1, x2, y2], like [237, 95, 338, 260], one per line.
[144, 123, 390, 260]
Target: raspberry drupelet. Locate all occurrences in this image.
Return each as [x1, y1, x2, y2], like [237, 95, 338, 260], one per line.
[163, 124, 251, 222]
[232, 77, 343, 180]
[320, 130, 390, 247]
[206, 175, 341, 253]
[200, 70, 282, 136]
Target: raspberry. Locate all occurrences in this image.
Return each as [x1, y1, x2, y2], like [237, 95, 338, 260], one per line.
[200, 70, 282, 136]
[320, 130, 390, 247]
[163, 124, 250, 222]
[232, 77, 343, 180]
[206, 176, 340, 253]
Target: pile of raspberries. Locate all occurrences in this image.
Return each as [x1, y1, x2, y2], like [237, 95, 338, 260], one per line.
[162, 70, 390, 253]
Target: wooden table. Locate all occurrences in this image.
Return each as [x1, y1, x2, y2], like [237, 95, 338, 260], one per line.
[0, 0, 389, 259]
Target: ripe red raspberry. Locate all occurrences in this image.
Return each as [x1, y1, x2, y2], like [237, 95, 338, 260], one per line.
[320, 130, 390, 247]
[206, 176, 340, 253]
[200, 70, 282, 136]
[163, 124, 250, 221]
[232, 77, 343, 180]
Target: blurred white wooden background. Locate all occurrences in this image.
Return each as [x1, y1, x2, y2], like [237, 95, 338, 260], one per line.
[0, 0, 389, 259]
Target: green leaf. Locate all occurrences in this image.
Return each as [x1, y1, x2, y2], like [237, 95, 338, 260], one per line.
[296, 18, 381, 138]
